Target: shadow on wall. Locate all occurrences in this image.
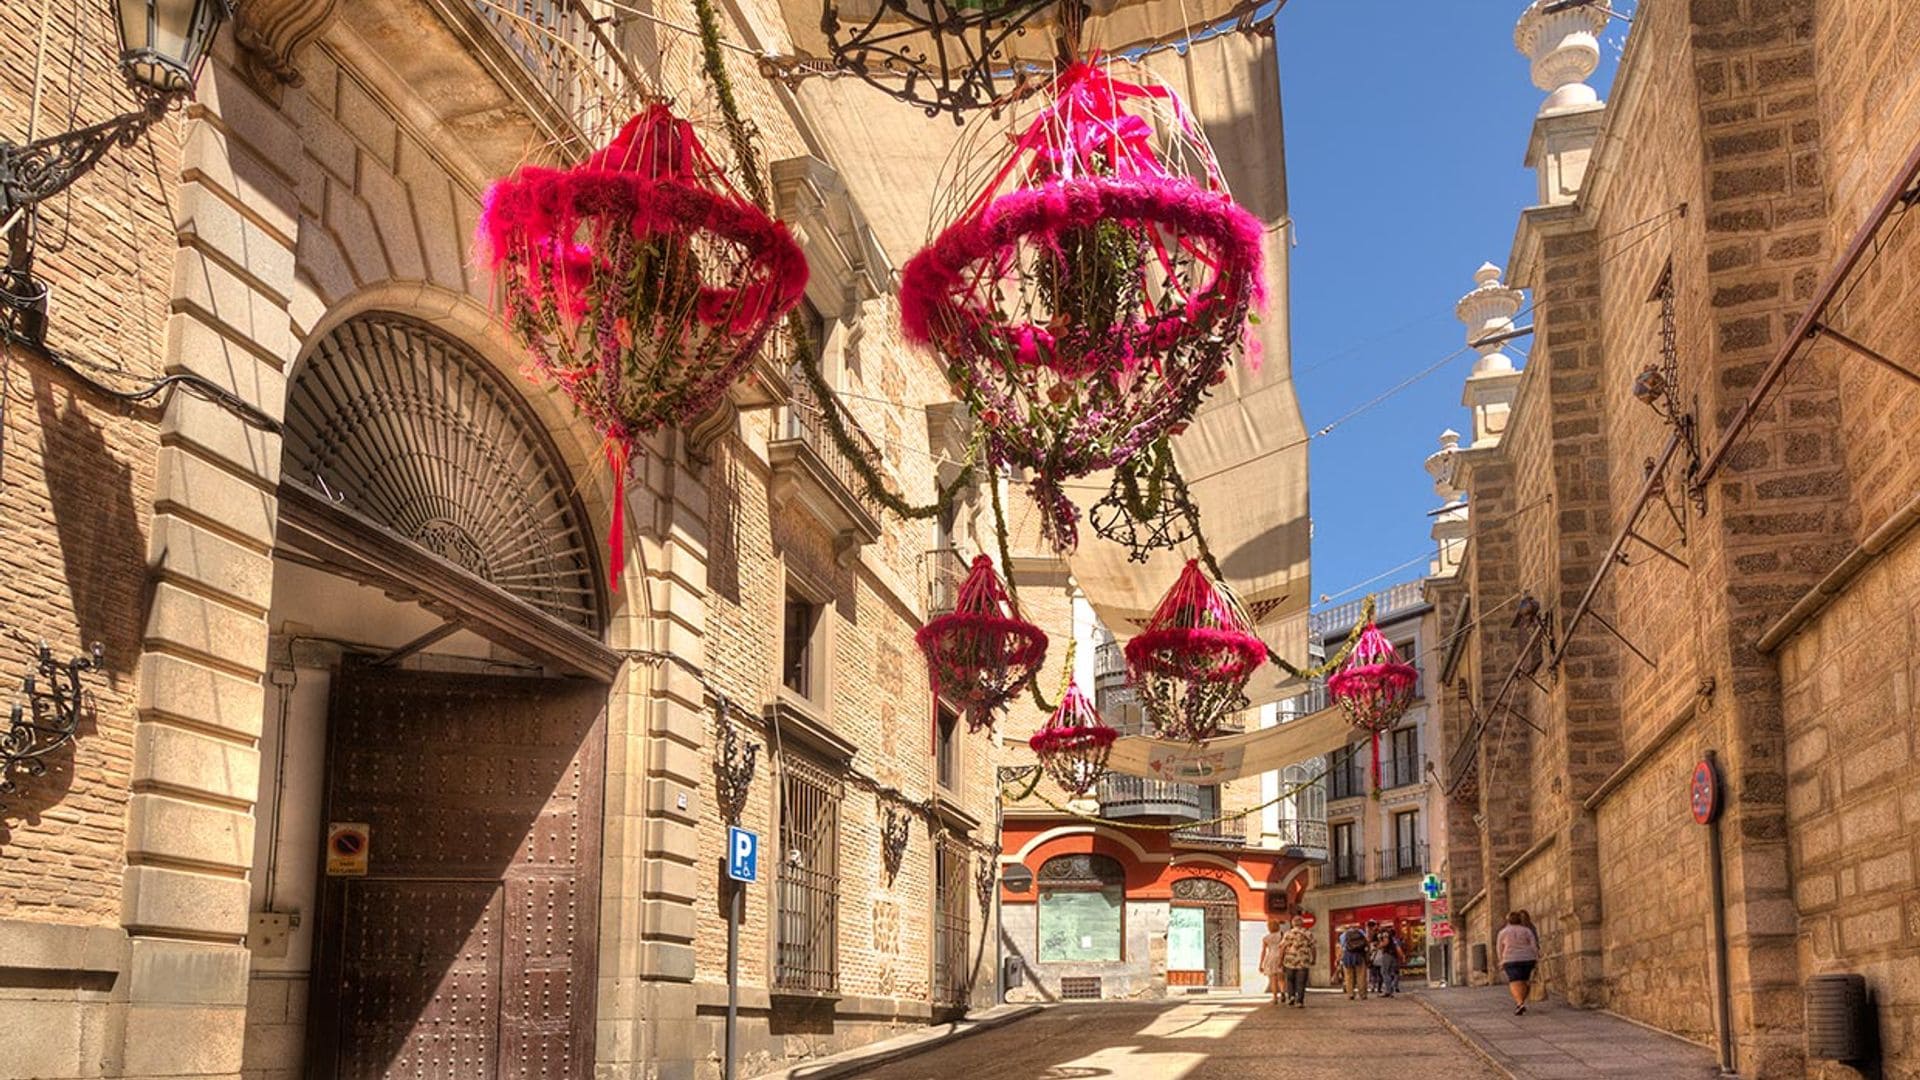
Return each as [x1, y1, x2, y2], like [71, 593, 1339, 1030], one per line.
[35, 377, 144, 680]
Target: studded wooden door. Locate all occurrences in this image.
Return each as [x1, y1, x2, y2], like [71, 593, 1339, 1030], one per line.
[307, 664, 606, 1080]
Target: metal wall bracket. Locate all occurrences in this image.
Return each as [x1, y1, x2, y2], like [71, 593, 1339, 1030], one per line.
[0, 641, 104, 807]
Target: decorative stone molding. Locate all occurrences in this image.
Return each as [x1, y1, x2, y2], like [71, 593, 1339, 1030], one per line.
[771, 156, 890, 318]
[1427, 431, 1468, 578]
[1514, 0, 1608, 113]
[232, 0, 341, 95]
[1456, 264, 1523, 448]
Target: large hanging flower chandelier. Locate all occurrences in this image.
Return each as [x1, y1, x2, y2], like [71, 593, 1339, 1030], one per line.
[916, 555, 1048, 731]
[478, 105, 809, 586]
[899, 61, 1264, 550]
[1123, 560, 1266, 743]
[1328, 622, 1418, 793]
[1028, 679, 1118, 797]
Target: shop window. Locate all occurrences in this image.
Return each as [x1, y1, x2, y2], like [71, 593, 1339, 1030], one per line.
[1037, 853, 1125, 963]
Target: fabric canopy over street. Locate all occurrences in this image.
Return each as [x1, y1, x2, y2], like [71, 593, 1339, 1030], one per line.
[1105, 705, 1358, 784]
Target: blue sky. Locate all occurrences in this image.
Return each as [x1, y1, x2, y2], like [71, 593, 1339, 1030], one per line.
[1272, 1, 1631, 609]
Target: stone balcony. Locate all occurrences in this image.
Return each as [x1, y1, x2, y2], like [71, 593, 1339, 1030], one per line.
[768, 361, 886, 564]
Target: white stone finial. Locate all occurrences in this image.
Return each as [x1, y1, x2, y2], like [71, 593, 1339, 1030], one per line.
[1426, 429, 1463, 500]
[1455, 263, 1522, 376]
[1515, 0, 1608, 114]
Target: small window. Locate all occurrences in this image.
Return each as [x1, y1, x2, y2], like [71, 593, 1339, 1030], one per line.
[782, 591, 819, 699]
[1037, 854, 1125, 963]
[1331, 821, 1359, 883]
[1393, 810, 1423, 876]
[935, 704, 960, 793]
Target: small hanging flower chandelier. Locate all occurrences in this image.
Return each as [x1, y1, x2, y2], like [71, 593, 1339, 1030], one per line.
[899, 61, 1264, 551]
[1328, 622, 1418, 793]
[916, 555, 1048, 731]
[1123, 560, 1266, 743]
[478, 105, 809, 588]
[1028, 680, 1118, 797]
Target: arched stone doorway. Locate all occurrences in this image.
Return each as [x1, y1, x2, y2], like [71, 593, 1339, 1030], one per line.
[258, 311, 616, 1079]
[1169, 877, 1240, 989]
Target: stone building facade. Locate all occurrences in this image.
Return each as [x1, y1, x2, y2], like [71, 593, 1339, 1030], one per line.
[0, 2, 1027, 1077]
[1430, 2, 1920, 1077]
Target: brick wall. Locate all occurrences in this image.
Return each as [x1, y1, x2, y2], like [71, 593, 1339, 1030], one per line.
[0, 0, 177, 927]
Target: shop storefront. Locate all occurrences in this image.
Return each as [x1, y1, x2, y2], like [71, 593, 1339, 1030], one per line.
[1327, 900, 1428, 981]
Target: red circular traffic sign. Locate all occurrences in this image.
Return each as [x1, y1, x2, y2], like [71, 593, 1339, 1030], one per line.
[1299, 912, 1317, 928]
[1690, 758, 1721, 825]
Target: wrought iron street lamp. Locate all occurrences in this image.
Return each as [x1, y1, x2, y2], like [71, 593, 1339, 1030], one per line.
[1, 1, 231, 342]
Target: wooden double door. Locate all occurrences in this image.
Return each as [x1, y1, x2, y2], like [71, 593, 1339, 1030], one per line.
[307, 664, 606, 1079]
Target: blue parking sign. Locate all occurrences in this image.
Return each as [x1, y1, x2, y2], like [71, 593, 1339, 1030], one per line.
[727, 827, 759, 883]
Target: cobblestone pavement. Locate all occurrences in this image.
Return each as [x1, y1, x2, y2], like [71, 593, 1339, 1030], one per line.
[1418, 986, 1724, 1079]
[847, 992, 1505, 1079]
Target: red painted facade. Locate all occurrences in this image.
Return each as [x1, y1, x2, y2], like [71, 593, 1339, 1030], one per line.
[1000, 817, 1309, 921]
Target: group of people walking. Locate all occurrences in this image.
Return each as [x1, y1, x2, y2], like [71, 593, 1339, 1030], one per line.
[1256, 916, 1408, 1006]
[1258, 909, 1540, 1012]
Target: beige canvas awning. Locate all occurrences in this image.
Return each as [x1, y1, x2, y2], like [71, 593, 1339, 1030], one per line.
[1106, 706, 1357, 784]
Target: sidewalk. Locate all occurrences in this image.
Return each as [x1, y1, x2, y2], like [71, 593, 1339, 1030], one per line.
[1418, 986, 1725, 1079]
[752, 1003, 1042, 1080]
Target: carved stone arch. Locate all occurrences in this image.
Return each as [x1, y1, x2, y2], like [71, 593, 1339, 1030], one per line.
[1170, 876, 1238, 903]
[282, 310, 606, 634]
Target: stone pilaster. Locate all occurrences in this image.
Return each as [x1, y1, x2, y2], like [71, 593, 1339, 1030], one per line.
[1511, 203, 1623, 1007]
[123, 42, 308, 1077]
[1688, 0, 1850, 1072]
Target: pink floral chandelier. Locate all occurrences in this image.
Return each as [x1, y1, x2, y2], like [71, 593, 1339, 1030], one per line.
[899, 61, 1265, 550]
[1123, 560, 1267, 743]
[1028, 680, 1119, 796]
[478, 105, 809, 587]
[916, 555, 1049, 731]
[1328, 621, 1418, 792]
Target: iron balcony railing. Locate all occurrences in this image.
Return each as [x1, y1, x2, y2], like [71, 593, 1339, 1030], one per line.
[1094, 638, 1128, 681]
[472, 0, 648, 146]
[1326, 850, 1363, 884]
[1382, 753, 1428, 790]
[1273, 817, 1329, 856]
[1171, 818, 1247, 847]
[779, 361, 887, 524]
[1097, 774, 1203, 821]
[1378, 842, 1430, 879]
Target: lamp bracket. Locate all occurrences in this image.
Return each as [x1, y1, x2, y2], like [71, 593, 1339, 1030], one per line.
[1, 641, 105, 808]
[0, 95, 174, 222]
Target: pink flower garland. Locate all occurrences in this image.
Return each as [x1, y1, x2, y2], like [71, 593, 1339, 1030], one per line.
[477, 106, 808, 589]
[898, 63, 1266, 550]
[1028, 680, 1119, 797]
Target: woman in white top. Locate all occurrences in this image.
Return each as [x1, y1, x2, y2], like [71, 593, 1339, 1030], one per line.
[1497, 910, 1540, 1015]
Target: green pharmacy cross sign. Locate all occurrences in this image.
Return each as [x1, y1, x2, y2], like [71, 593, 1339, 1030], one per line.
[1421, 873, 1445, 901]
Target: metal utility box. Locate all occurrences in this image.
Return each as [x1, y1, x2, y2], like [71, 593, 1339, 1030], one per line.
[1805, 973, 1871, 1062]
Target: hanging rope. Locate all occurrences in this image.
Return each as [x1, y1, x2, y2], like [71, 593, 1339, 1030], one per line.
[1004, 763, 1332, 832]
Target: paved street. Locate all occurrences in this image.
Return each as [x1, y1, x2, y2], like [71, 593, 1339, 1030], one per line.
[848, 993, 1504, 1079]
[1419, 986, 1723, 1079]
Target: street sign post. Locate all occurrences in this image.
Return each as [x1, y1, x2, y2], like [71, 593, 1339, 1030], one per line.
[724, 827, 759, 1080]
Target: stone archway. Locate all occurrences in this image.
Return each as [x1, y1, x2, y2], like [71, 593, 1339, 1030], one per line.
[1170, 877, 1241, 989]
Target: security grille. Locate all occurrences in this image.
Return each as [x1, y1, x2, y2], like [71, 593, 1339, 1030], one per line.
[933, 835, 971, 1006]
[776, 755, 842, 994]
[284, 312, 603, 633]
[1059, 977, 1102, 1001]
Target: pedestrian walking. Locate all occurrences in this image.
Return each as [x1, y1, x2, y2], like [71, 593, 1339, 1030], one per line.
[1366, 920, 1385, 996]
[1279, 915, 1316, 1008]
[1338, 922, 1371, 1000]
[1259, 917, 1287, 1005]
[1377, 924, 1405, 997]
[1498, 910, 1540, 1015]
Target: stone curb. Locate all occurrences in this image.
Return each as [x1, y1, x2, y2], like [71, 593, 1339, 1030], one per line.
[1414, 994, 1520, 1080]
[754, 1003, 1045, 1080]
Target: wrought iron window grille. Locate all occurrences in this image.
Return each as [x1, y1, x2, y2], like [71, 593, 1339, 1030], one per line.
[0, 641, 104, 808]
